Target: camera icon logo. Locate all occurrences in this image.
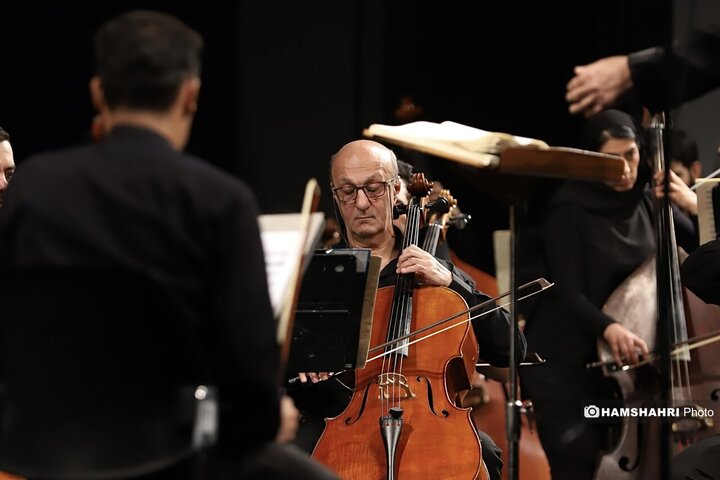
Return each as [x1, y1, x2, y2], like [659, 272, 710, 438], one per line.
[584, 405, 600, 418]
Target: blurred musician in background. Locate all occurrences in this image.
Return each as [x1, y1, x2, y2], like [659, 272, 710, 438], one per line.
[520, 110, 652, 479]
[0, 127, 15, 209]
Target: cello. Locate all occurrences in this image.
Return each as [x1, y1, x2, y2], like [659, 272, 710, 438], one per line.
[312, 173, 488, 479]
[593, 114, 720, 480]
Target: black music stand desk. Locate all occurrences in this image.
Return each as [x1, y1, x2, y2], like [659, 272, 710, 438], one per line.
[286, 249, 380, 375]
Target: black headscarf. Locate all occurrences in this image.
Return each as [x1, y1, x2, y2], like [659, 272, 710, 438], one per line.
[551, 109, 651, 217]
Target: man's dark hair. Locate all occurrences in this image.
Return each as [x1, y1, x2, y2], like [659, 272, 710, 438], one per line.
[397, 159, 414, 184]
[94, 10, 203, 111]
[668, 128, 699, 168]
[0, 127, 10, 143]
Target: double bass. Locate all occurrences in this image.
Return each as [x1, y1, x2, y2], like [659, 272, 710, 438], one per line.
[312, 173, 488, 479]
[593, 114, 720, 480]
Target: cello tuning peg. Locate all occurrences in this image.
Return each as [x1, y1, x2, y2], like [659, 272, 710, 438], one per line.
[425, 197, 450, 214]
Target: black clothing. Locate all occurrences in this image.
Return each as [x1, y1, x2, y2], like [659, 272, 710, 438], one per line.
[0, 127, 291, 473]
[629, 27, 720, 113]
[135, 444, 339, 480]
[673, 203, 700, 254]
[523, 189, 654, 367]
[670, 433, 720, 480]
[681, 238, 720, 306]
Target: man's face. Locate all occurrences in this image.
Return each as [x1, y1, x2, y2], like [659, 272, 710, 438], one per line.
[0, 140, 15, 207]
[670, 161, 693, 187]
[602, 138, 640, 192]
[331, 146, 398, 246]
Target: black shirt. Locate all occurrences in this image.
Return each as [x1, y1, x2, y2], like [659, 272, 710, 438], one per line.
[0, 126, 280, 450]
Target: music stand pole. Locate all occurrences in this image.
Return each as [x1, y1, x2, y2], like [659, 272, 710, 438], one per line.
[506, 199, 520, 480]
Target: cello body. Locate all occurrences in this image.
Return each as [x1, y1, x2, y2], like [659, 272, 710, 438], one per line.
[312, 285, 486, 479]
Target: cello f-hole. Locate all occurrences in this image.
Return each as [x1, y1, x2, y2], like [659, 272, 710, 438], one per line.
[416, 376, 449, 418]
[345, 382, 374, 425]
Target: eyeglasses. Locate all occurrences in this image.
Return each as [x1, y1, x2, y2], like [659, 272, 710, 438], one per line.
[332, 176, 398, 204]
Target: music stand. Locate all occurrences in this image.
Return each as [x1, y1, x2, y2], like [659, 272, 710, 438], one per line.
[286, 249, 380, 375]
[364, 126, 625, 480]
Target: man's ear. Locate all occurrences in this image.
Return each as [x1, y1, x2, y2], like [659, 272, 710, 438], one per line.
[89, 76, 106, 111]
[180, 76, 201, 116]
[690, 160, 703, 180]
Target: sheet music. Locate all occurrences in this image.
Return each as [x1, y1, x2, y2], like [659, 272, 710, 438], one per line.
[364, 120, 547, 169]
[364, 120, 625, 182]
[261, 227, 304, 318]
[258, 212, 325, 319]
[696, 178, 720, 245]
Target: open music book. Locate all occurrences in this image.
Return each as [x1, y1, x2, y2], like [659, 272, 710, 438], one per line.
[364, 120, 549, 168]
[364, 120, 626, 182]
[258, 179, 325, 344]
[696, 178, 720, 245]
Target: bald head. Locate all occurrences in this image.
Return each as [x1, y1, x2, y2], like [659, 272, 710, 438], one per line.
[330, 140, 398, 186]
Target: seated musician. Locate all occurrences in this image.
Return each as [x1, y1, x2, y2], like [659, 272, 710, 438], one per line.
[291, 139, 526, 480]
[653, 128, 702, 253]
[519, 110, 652, 480]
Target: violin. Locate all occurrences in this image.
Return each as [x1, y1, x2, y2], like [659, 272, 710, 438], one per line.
[312, 173, 488, 479]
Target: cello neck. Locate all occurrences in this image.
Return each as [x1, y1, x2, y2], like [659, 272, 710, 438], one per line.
[385, 173, 432, 351]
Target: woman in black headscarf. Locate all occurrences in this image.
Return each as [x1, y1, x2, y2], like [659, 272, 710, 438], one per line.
[520, 109, 653, 479]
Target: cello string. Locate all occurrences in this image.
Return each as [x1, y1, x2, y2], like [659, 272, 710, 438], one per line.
[656, 119, 693, 407]
[394, 198, 419, 409]
[389, 196, 414, 411]
[676, 278, 693, 403]
[382, 186, 401, 415]
[394, 187, 411, 412]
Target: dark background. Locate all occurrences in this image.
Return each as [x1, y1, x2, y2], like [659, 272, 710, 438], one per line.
[3, 0, 713, 275]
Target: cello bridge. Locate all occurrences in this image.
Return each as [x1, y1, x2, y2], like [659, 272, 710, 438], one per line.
[378, 373, 416, 399]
